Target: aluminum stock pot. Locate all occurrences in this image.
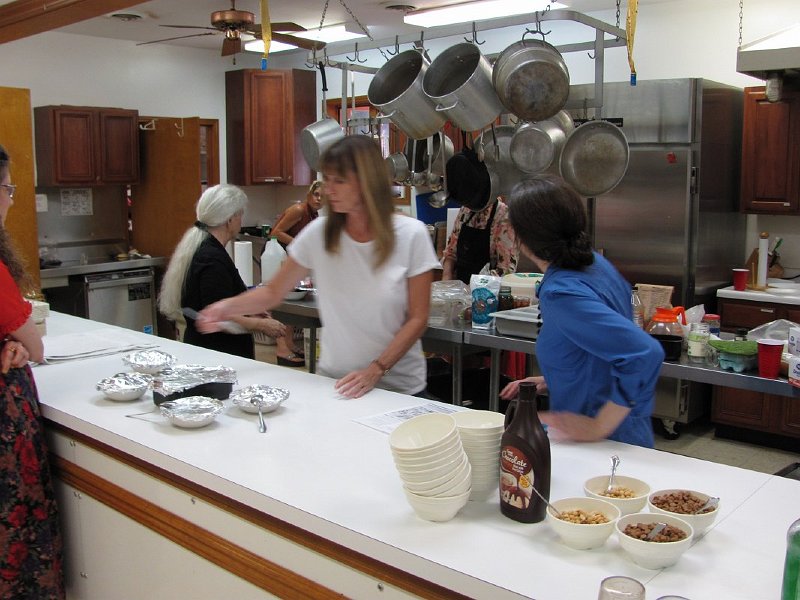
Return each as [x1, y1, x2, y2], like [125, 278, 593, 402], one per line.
[368, 50, 445, 140]
[509, 110, 575, 174]
[492, 38, 570, 122]
[300, 63, 345, 171]
[559, 120, 630, 197]
[422, 42, 504, 132]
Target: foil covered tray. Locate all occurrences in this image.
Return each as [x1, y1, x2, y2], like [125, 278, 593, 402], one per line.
[159, 396, 224, 429]
[96, 372, 152, 401]
[123, 349, 177, 374]
[230, 385, 289, 414]
[152, 364, 238, 406]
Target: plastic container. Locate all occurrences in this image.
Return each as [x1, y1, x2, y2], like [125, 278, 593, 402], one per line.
[702, 314, 721, 336]
[717, 352, 758, 373]
[687, 322, 710, 364]
[632, 287, 644, 329]
[501, 273, 544, 304]
[260, 237, 287, 284]
[782, 517, 800, 600]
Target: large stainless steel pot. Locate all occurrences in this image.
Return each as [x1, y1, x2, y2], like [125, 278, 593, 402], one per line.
[481, 124, 526, 197]
[422, 43, 504, 132]
[492, 38, 570, 122]
[509, 110, 574, 174]
[559, 120, 630, 197]
[386, 151, 410, 184]
[300, 63, 345, 171]
[367, 50, 445, 140]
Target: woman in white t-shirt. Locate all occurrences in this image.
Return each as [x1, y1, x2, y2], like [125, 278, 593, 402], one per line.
[199, 136, 440, 398]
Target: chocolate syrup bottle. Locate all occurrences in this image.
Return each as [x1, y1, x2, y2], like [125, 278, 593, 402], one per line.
[500, 382, 551, 523]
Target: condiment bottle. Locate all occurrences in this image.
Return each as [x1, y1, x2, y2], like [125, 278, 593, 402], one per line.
[631, 287, 644, 329]
[782, 517, 800, 600]
[499, 286, 514, 312]
[500, 382, 551, 523]
[702, 314, 721, 336]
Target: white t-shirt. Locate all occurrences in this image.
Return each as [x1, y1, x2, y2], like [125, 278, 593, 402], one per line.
[289, 214, 440, 395]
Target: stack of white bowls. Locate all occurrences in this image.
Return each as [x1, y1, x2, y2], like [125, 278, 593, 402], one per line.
[389, 413, 472, 522]
[452, 410, 505, 501]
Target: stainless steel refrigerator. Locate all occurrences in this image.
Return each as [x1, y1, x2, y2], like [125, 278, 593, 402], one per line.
[566, 78, 747, 429]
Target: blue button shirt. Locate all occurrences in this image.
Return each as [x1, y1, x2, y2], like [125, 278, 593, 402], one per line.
[535, 253, 665, 447]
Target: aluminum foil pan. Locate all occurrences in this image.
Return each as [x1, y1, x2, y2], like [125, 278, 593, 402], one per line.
[123, 349, 177, 374]
[230, 385, 289, 414]
[153, 364, 238, 396]
[96, 372, 152, 401]
[159, 396, 224, 428]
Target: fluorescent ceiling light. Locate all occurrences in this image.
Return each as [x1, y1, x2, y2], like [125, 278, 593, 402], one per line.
[405, 0, 567, 28]
[245, 25, 365, 54]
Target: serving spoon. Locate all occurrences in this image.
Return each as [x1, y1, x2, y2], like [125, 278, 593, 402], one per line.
[646, 522, 668, 540]
[605, 455, 620, 493]
[694, 496, 719, 514]
[529, 484, 562, 518]
[251, 397, 267, 433]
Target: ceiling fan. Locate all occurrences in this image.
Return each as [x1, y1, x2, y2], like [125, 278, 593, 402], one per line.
[137, 1, 326, 56]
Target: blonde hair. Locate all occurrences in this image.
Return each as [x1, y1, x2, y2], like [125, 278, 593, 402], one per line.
[158, 184, 248, 321]
[307, 180, 322, 196]
[319, 137, 395, 268]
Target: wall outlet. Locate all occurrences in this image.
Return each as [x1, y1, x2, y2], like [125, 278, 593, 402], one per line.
[35, 194, 48, 212]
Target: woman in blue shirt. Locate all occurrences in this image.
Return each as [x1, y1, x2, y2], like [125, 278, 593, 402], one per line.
[499, 176, 664, 447]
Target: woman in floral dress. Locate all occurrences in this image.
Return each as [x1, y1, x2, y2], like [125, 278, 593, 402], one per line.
[0, 143, 65, 599]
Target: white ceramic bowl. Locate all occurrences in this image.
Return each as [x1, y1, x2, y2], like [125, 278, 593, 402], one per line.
[96, 372, 151, 401]
[460, 434, 503, 447]
[453, 409, 505, 431]
[403, 487, 471, 522]
[616, 512, 694, 570]
[392, 438, 463, 469]
[401, 455, 470, 493]
[395, 451, 467, 483]
[159, 396, 224, 429]
[406, 461, 472, 498]
[389, 413, 458, 454]
[284, 290, 308, 301]
[584, 475, 650, 515]
[546, 497, 621, 550]
[648, 489, 720, 534]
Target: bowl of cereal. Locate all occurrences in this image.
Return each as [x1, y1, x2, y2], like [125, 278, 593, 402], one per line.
[648, 489, 720, 534]
[546, 497, 621, 550]
[584, 475, 650, 515]
[615, 512, 694, 569]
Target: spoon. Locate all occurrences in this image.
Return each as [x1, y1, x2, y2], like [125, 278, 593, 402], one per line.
[646, 522, 668, 540]
[605, 455, 620, 493]
[694, 496, 719, 514]
[251, 397, 267, 433]
[528, 484, 562, 518]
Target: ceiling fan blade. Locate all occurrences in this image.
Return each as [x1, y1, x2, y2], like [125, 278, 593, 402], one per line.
[159, 25, 218, 31]
[137, 32, 218, 47]
[270, 22, 306, 32]
[221, 37, 242, 56]
[271, 32, 326, 51]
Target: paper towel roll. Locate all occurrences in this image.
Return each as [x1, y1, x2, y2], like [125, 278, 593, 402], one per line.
[234, 241, 253, 287]
[757, 233, 769, 288]
[446, 207, 459, 241]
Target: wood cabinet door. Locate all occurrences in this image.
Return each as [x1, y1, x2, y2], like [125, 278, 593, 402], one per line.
[779, 395, 800, 437]
[711, 387, 774, 430]
[740, 87, 800, 214]
[53, 108, 96, 183]
[97, 109, 139, 184]
[718, 298, 780, 330]
[249, 71, 288, 183]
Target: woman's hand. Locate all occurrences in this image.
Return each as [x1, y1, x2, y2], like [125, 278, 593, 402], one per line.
[499, 375, 547, 400]
[197, 300, 230, 333]
[1, 340, 30, 374]
[253, 317, 286, 339]
[334, 362, 384, 399]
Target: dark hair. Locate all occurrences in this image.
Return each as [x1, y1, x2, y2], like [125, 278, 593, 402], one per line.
[507, 175, 594, 270]
[0, 144, 32, 291]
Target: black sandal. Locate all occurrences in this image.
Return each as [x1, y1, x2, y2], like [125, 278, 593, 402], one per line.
[276, 353, 305, 367]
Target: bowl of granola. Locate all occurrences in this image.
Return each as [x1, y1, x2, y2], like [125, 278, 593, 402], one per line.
[584, 475, 650, 515]
[546, 497, 620, 550]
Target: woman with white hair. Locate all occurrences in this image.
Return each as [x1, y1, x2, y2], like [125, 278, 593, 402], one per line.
[159, 184, 285, 359]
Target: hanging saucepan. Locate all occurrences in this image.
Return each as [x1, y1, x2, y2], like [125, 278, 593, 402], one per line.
[492, 38, 570, 122]
[422, 42, 504, 132]
[367, 49, 446, 140]
[385, 151, 410, 185]
[301, 62, 346, 172]
[429, 133, 451, 208]
[509, 110, 575, 175]
[481, 124, 526, 197]
[559, 120, 630, 197]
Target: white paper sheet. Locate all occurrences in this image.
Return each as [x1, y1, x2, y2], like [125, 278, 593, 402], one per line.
[353, 401, 465, 435]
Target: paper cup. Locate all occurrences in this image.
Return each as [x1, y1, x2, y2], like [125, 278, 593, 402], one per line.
[732, 268, 749, 291]
[757, 339, 784, 379]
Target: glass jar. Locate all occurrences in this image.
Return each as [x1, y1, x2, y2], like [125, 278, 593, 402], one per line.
[499, 286, 514, 312]
[687, 322, 710, 363]
[702, 313, 721, 337]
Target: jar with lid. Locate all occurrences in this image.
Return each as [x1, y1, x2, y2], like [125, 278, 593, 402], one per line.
[702, 314, 721, 337]
[735, 327, 749, 341]
[499, 286, 514, 312]
[687, 322, 710, 363]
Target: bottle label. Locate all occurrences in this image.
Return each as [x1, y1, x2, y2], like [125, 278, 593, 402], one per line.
[500, 445, 534, 509]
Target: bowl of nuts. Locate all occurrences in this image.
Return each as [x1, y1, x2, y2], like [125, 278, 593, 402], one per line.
[584, 475, 650, 515]
[615, 512, 694, 569]
[648, 489, 720, 534]
[546, 497, 621, 550]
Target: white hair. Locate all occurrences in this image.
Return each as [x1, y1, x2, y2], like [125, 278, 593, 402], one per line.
[158, 184, 248, 321]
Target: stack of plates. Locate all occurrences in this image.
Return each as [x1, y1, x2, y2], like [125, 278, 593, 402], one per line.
[453, 410, 505, 501]
[389, 413, 471, 522]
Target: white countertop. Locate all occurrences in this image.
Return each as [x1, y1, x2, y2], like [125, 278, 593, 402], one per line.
[717, 278, 800, 305]
[34, 313, 800, 600]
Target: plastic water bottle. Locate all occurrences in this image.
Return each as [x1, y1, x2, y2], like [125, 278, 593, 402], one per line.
[632, 287, 645, 329]
[782, 517, 800, 600]
[260, 237, 286, 284]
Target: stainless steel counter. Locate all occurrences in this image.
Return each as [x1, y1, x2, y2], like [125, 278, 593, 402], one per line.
[40, 256, 167, 289]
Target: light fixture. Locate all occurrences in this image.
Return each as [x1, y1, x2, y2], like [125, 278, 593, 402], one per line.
[404, 0, 567, 28]
[245, 25, 366, 54]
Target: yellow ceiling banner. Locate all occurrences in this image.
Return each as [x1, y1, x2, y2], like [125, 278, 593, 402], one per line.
[260, 0, 272, 69]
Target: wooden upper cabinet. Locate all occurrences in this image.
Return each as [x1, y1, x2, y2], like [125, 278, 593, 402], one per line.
[34, 106, 139, 186]
[226, 68, 315, 186]
[740, 86, 800, 214]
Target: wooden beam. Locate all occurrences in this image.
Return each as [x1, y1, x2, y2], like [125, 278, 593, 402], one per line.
[0, 0, 146, 44]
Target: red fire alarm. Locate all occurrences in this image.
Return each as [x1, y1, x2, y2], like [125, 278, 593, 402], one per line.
[666, 152, 678, 164]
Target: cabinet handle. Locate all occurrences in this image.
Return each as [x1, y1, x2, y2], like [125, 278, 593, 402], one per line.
[760, 308, 775, 313]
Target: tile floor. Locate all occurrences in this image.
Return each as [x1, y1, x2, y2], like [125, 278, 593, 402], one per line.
[255, 342, 800, 476]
